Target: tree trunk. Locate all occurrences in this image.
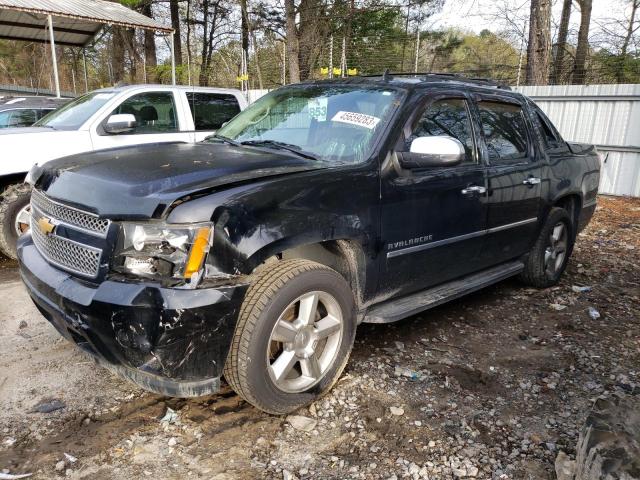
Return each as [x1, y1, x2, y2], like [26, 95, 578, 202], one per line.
[572, 0, 592, 85]
[284, 0, 300, 83]
[298, 0, 322, 80]
[525, 0, 551, 85]
[111, 27, 126, 84]
[242, 0, 264, 89]
[170, 0, 183, 65]
[198, 0, 210, 86]
[140, 0, 157, 82]
[123, 28, 141, 82]
[240, 0, 249, 75]
[550, 0, 571, 84]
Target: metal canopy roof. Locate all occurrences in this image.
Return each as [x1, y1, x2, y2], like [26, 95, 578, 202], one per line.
[0, 0, 172, 47]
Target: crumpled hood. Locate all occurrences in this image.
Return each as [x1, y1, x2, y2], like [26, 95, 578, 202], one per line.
[35, 142, 326, 219]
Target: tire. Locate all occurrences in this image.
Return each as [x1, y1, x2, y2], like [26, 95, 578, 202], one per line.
[572, 395, 640, 479]
[519, 207, 573, 288]
[224, 259, 357, 415]
[0, 183, 32, 260]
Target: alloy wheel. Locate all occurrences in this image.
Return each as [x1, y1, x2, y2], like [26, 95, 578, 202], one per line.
[14, 204, 31, 236]
[544, 222, 568, 278]
[267, 291, 344, 393]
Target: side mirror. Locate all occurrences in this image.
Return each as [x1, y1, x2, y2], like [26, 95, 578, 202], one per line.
[398, 136, 465, 169]
[104, 114, 137, 134]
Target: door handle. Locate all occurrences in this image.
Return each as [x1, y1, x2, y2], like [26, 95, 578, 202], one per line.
[461, 185, 486, 195]
[523, 177, 541, 186]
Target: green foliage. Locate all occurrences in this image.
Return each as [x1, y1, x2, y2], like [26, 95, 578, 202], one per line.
[590, 50, 640, 84]
[448, 30, 520, 82]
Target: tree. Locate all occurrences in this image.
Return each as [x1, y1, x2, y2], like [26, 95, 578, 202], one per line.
[572, 0, 593, 84]
[551, 0, 571, 84]
[284, 0, 301, 82]
[190, 0, 234, 85]
[618, 0, 640, 82]
[139, 0, 157, 81]
[170, 0, 183, 65]
[450, 30, 520, 82]
[525, 0, 551, 85]
[111, 27, 126, 83]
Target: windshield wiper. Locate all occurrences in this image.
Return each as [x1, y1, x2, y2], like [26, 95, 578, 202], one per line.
[240, 140, 319, 161]
[207, 133, 239, 146]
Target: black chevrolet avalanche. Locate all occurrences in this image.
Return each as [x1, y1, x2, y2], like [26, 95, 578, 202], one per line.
[18, 74, 600, 414]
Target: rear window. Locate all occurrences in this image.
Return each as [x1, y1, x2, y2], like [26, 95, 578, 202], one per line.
[0, 109, 37, 128]
[478, 101, 529, 163]
[186, 92, 241, 131]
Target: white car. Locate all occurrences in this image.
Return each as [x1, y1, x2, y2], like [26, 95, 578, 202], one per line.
[0, 84, 247, 259]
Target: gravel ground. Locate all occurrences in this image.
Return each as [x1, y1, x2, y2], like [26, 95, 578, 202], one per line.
[0, 195, 638, 480]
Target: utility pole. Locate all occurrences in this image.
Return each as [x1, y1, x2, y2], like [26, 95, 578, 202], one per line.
[516, 20, 527, 87]
[281, 41, 286, 85]
[400, 2, 411, 71]
[340, 37, 346, 77]
[47, 15, 61, 98]
[414, 28, 421, 73]
[329, 35, 333, 79]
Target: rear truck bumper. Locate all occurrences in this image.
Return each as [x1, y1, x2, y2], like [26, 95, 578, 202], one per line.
[17, 234, 249, 397]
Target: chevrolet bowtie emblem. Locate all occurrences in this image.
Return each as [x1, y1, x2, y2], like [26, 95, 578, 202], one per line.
[37, 217, 56, 235]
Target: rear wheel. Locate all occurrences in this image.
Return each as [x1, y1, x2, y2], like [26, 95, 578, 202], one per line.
[520, 207, 573, 288]
[224, 259, 356, 414]
[0, 183, 31, 260]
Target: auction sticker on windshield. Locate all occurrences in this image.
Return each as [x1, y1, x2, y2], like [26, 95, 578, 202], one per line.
[308, 98, 328, 121]
[332, 111, 380, 129]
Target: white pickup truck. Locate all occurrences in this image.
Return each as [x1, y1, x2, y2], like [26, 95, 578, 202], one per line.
[0, 84, 247, 259]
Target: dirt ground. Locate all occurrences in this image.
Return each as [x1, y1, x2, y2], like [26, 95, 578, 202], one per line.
[0, 195, 638, 480]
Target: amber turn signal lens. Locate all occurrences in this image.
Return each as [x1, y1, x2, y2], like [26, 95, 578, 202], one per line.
[184, 227, 212, 279]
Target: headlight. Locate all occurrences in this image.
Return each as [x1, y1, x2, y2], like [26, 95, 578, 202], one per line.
[114, 222, 213, 283]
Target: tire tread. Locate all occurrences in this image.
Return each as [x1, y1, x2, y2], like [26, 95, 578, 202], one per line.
[0, 183, 31, 260]
[224, 259, 335, 413]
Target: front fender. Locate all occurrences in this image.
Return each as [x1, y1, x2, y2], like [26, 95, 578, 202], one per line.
[166, 165, 380, 276]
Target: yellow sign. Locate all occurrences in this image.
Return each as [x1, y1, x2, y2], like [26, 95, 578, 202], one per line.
[38, 216, 55, 235]
[333, 67, 342, 76]
[347, 68, 358, 76]
[320, 67, 329, 75]
[236, 74, 249, 82]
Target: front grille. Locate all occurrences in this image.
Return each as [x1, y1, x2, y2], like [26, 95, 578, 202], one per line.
[30, 190, 104, 278]
[31, 189, 109, 236]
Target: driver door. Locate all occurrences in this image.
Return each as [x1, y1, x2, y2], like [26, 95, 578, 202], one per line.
[379, 92, 488, 297]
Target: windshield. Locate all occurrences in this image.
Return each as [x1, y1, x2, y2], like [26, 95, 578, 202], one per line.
[35, 91, 115, 130]
[215, 85, 403, 164]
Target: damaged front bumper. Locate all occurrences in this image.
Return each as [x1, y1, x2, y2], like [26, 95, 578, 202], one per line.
[17, 234, 248, 397]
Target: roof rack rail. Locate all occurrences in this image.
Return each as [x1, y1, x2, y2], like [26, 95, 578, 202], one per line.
[362, 71, 512, 90]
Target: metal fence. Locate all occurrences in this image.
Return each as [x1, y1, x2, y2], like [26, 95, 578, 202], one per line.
[516, 84, 640, 197]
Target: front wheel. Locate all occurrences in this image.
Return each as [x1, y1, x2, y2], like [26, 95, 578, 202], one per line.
[224, 259, 356, 414]
[520, 207, 573, 288]
[0, 183, 32, 260]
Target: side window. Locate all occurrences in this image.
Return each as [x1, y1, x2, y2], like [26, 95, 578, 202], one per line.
[9, 109, 37, 127]
[186, 93, 241, 130]
[530, 104, 562, 148]
[409, 98, 475, 163]
[0, 111, 11, 128]
[111, 92, 177, 134]
[37, 109, 54, 121]
[478, 101, 529, 163]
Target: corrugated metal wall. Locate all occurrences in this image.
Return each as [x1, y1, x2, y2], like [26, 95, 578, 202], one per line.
[515, 84, 640, 197]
